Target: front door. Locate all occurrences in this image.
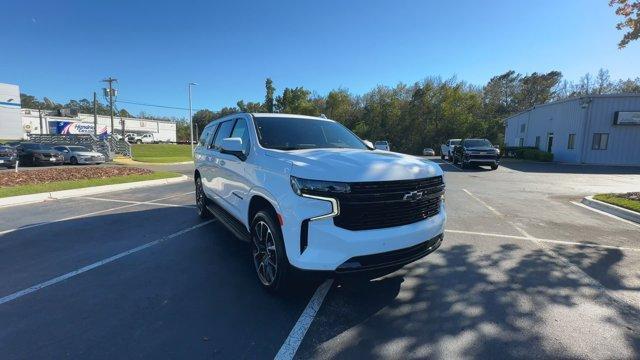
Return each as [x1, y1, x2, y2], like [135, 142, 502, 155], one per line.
[547, 133, 554, 153]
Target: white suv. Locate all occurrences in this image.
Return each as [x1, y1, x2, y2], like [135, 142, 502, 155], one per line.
[194, 113, 446, 291]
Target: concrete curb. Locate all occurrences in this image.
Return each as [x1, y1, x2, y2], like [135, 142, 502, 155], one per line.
[0, 175, 190, 208]
[113, 158, 194, 166]
[581, 196, 640, 224]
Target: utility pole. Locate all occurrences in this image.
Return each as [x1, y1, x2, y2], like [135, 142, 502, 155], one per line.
[102, 77, 117, 135]
[188, 82, 198, 153]
[93, 92, 98, 136]
[38, 108, 43, 134]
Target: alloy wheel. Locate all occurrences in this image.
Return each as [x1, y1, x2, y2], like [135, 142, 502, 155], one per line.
[252, 220, 278, 286]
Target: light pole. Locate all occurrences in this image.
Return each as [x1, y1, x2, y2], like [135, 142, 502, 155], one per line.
[188, 82, 198, 153]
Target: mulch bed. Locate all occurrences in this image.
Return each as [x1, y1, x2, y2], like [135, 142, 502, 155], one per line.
[0, 167, 153, 187]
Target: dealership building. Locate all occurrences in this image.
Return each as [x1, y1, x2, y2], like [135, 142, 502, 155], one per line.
[504, 94, 640, 166]
[0, 82, 176, 142]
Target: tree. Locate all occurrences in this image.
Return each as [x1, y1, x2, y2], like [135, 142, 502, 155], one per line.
[514, 71, 562, 109]
[275, 87, 320, 115]
[595, 68, 614, 94]
[610, 0, 640, 48]
[237, 100, 265, 113]
[483, 71, 520, 115]
[264, 78, 275, 112]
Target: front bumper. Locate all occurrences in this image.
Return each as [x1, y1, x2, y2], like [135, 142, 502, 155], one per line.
[35, 157, 64, 165]
[281, 196, 446, 271]
[0, 157, 16, 167]
[77, 157, 106, 164]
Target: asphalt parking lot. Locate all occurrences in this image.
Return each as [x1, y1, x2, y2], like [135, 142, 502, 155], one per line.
[1, 159, 639, 359]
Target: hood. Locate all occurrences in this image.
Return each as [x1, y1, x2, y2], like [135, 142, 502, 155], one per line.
[266, 148, 442, 182]
[464, 147, 497, 152]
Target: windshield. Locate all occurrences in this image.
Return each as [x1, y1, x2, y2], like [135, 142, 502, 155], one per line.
[69, 146, 90, 152]
[450, 140, 461, 145]
[463, 139, 493, 148]
[254, 116, 367, 150]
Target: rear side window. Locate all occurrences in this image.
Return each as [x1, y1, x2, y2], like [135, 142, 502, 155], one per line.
[212, 120, 235, 150]
[198, 126, 214, 147]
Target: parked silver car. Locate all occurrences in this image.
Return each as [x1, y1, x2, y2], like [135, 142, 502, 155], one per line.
[54, 145, 106, 165]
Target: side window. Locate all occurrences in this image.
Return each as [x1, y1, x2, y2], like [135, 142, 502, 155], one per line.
[198, 128, 211, 147]
[212, 120, 236, 150]
[230, 118, 250, 154]
[54, 146, 66, 152]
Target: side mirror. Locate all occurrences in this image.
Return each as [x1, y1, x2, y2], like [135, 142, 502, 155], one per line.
[220, 137, 246, 160]
[363, 140, 374, 150]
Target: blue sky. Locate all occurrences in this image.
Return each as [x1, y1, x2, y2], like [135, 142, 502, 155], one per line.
[1, 0, 639, 118]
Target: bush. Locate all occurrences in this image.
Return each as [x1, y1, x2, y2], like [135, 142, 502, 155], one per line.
[513, 148, 553, 162]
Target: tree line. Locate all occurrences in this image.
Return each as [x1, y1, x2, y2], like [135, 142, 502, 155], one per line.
[20, 69, 640, 153]
[191, 69, 640, 154]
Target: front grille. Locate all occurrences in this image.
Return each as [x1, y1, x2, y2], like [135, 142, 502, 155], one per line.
[333, 176, 444, 231]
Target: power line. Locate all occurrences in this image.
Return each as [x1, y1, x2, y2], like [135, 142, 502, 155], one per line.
[115, 99, 194, 111]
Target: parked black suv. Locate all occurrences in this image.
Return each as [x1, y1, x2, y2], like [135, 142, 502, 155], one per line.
[0, 145, 18, 169]
[16, 143, 65, 166]
[452, 138, 500, 170]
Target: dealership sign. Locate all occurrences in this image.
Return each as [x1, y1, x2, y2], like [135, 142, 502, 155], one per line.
[56, 121, 109, 135]
[614, 111, 640, 125]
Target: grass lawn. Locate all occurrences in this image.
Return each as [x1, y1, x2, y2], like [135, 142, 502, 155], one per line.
[0, 171, 181, 198]
[131, 144, 192, 163]
[594, 194, 640, 213]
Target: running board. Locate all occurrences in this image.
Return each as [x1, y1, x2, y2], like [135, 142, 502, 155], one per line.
[206, 201, 251, 242]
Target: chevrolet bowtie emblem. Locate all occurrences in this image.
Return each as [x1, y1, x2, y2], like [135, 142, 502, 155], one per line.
[403, 190, 424, 201]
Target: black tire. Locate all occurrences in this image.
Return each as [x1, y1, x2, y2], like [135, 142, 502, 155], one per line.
[440, 154, 445, 160]
[491, 164, 499, 170]
[136, 140, 142, 144]
[251, 210, 292, 292]
[452, 155, 458, 165]
[70, 156, 78, 165]
[461, 159, 468, 169]
[195, 176, 211, 219]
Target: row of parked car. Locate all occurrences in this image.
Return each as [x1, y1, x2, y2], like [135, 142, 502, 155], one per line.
[0, 142, 106, 169]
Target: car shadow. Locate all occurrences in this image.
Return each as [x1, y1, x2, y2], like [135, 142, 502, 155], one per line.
[298, 242, 640, 359]
[0, 205, 321, 359]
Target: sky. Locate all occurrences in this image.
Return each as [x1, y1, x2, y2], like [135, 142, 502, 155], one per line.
[1, 0, 639, 118]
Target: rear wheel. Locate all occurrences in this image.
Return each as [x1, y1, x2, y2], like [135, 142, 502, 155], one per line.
[251, 210, 291, 292]
[491, 164, 499, 170]
[195, 176, 211, 219]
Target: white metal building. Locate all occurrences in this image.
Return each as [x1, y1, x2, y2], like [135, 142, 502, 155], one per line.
[0, 83, 23, 139]
[20, 109, 177, 142]
[1, 82, 177, 142]
[504, 94, 640, 165]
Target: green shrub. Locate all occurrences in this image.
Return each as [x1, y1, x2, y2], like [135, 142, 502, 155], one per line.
[514, 148, 553, 162]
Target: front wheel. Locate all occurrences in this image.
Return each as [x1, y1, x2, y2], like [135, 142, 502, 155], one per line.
[491, 164, 499, 170]
[440, 154, 445, 160]
[251, 210, 292, 292]
[70, 156, 78, 165]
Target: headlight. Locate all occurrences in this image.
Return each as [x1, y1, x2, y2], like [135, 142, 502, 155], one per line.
[290, 176, 350, 196]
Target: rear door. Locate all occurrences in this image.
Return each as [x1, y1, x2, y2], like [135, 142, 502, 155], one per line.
[194, 124, 217, 196]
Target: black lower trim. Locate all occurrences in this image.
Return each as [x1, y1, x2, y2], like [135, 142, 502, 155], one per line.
[335, 234, 443, 273]
[205, 197, 250, 242]
[300, 219, 310, 254]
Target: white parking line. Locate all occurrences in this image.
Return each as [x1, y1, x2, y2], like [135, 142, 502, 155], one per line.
[83, 196, 195, 209]
[0, 191, 195, 236]
[458, 189, 640, 320]
[445, 229, 640, 252]
[0, 219, 215, 305]
[462, 189, 503, 217]
[570, 201, 640, 228]
[275, 279, 334, 360]
[437, 159, 463, 171]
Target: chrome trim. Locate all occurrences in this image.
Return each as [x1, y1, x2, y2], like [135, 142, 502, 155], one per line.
[302, 193, 340, 221]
